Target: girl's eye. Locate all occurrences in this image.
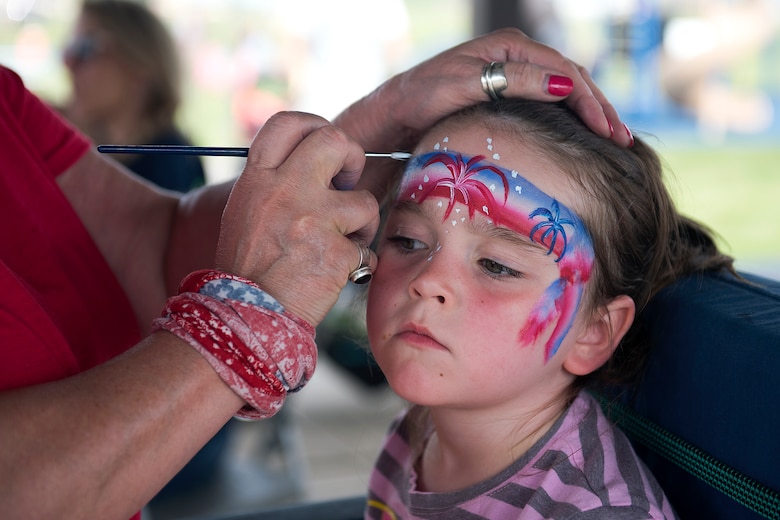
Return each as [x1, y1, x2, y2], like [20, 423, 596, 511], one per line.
[387, 235, 427, 253]
[479, 258, 523, 279]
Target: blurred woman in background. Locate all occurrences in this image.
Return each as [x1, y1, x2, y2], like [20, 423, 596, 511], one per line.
[60, 0, 205, 192]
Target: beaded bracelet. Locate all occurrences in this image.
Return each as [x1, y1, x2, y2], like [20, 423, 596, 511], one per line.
[153, 270, 317, 420]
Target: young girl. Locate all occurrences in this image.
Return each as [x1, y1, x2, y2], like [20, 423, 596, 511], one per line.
[364, 99, 733, 519]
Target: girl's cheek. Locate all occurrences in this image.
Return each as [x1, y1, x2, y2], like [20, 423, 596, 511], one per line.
[376, 250, 410, 278]
[370, 258, 402, 295]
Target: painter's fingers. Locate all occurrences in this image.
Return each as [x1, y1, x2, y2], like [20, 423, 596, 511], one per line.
[480, 29, 629, 145]
[337, 27, 630, 153]
[217, 111, 379, 325]
[569, 65, 634, 147]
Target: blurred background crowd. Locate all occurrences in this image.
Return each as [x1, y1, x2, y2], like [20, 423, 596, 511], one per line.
[2, 1, 779, 518]
[3, 0, 778, 272]
[2, 0, 779, 269]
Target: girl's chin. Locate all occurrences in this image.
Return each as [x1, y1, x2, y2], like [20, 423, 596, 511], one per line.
[384, 369, 450, 405]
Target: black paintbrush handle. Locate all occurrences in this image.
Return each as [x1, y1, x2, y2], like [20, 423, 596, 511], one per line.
[97, 144, 249, 157]
[97, 144, 412, 160]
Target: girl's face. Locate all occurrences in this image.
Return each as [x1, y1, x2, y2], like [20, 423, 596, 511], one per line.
[366, 122, 595, 411]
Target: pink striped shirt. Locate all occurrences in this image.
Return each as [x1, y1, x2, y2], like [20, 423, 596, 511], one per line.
[366, 391, 678, 519]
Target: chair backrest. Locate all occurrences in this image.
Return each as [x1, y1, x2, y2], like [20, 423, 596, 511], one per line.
[611, 270, 780, 519]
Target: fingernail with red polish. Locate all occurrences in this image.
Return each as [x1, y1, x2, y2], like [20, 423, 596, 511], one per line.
[624, 123, 634, 147]
[607, 118, 614, 138]
[547, 75, 573, 96]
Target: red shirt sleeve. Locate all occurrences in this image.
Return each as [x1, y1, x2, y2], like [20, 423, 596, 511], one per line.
[0, 65, 90, 178]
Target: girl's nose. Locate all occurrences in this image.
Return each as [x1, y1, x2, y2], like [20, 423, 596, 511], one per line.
[407, 246, 454, 305]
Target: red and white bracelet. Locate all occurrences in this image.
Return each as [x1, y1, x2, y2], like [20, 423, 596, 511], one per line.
[152, 270, 317, 420]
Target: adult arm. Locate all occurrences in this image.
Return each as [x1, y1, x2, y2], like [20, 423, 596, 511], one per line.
[1, 152, 239, 519]
[2, 113, 374, 519]
[0, 332, 242, 520]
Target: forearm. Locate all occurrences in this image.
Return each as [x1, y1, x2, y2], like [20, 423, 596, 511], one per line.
[164, 180, 234, 295]
[0, 332, 242, 520]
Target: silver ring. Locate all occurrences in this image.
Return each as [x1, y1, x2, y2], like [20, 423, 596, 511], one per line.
[348, 241, 372, 284]
[480, 61, 508, 101]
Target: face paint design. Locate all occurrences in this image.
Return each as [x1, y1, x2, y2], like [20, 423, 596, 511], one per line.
[397, 151, 595, 362]
[427, 242, 442, 262]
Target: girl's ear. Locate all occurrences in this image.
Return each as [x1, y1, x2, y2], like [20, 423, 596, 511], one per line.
[563, 295, 635, 376]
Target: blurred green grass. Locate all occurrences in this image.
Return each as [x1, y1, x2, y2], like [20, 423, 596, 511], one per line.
[657, 144, 780, 262]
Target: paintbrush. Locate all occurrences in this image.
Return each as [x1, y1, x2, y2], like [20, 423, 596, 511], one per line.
[97, 144, 412, 161]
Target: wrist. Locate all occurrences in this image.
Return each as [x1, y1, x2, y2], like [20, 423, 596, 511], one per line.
[179, 269, 284, 313]
[153, 269, 317, 420]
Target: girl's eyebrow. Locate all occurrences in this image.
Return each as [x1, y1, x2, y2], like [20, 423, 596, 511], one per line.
[392, 199, 546, 254]
[391, 199, 429, 218]
[474, 219, 546, 253]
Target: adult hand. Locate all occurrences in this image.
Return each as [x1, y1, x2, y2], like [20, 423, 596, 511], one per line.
[399, 28, 627, 142]
[334, 28, 630, 191]
[215, 111, 379, 326]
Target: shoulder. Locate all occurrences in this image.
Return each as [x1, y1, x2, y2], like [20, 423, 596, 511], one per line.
[370, 407, 426, 482]
[0, 65, 24, 103]
[514, 392, 678, 518]
[367, 408, 416, 504]
[380, 407, 417, 449]
[0, 66, 89, 178]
